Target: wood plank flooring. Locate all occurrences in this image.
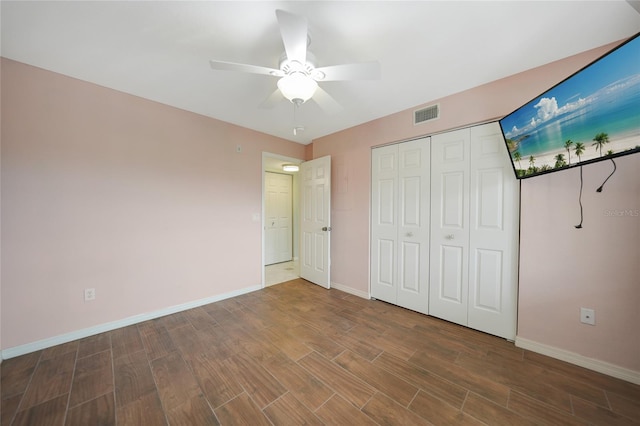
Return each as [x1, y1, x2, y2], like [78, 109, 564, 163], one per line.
[2, 279, 639, 425]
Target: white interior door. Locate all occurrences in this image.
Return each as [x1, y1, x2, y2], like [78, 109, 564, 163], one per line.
[265, 172, 293, 265]
[429, 128, 471, 326]
[300, 156, 331, 288]
[467, 123, 520, 340]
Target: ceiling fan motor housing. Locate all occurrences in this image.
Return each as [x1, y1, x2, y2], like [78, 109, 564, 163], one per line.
[279, 51, 322, 79]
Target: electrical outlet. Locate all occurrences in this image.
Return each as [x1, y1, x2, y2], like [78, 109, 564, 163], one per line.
[84, 288, 96, 302]
[580, 307, 595, 325]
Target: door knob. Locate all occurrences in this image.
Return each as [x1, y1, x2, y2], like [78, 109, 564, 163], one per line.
[445, 234, 454, 240]
[406, 232, 413, 237]
[322, 226, 332, 231]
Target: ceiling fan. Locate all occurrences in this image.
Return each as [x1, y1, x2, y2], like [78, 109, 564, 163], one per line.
[209, 9, 381, 114]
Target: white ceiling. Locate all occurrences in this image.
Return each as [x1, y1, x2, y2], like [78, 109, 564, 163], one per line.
[2, 1, 639, 145]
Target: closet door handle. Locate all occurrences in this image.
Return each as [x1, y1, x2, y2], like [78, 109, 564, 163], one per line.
[406, 232, 413, 237]
[445, 234, 454, 240]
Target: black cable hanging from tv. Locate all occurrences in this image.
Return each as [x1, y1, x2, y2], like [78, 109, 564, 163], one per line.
[596, 158, 617, 193]
[575, 165, 584, 229]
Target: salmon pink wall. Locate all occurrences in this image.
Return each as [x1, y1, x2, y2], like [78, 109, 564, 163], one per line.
[0, 58, 304, 351]
[519, 157, 639, 372]
[312, 40, 640, 374]
[304, 143, 313, 161]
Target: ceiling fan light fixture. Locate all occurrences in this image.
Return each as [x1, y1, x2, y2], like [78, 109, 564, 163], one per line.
[277, 72, 318, 104]
[282, 164, 300, 172]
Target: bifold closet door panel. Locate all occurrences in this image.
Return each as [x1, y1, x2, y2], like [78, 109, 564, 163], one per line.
[429, 128, 471, 326]
[371, 145, 399, 304]
[371, 138, 430, 314]
[396, 138, 430, 315]
[468, 123, 520, 340]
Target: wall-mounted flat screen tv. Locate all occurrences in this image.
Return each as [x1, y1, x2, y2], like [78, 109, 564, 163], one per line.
[499, 32, 640, 179]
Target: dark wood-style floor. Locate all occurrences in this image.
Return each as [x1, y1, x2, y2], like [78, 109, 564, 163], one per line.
[2, 279, 639, 425]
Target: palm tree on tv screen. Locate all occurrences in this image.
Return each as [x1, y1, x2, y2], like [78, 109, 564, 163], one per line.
[528, 155, 536, 173]
[564, 139, 574, 165]
[575, 142, 585, 162]
[592, 132, 610, 157]
[513, 151, 522, 170]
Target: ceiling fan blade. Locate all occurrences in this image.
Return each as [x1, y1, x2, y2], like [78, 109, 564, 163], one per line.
[314, 61, 381, 81]
[312, 87, 343, 115]
[259, 89, 285, 109]
[275, 9, 307, 64]
[209, 60, 283, 77]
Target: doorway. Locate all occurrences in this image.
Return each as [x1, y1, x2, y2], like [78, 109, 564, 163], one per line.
[265, 171, 293, 265]
[262, 153, 302, 286]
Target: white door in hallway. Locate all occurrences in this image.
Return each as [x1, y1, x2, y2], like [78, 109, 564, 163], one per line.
[265, 172, 293, 265]
[300, 156, 331, 288]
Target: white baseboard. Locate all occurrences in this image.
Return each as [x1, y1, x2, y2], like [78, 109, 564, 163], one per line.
[2, 284, 262, 360]
[331, 281, 370, 300]
[515, 336, 640, 385]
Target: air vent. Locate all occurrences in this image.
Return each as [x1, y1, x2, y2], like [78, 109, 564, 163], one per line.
[414, 104, 440, 125]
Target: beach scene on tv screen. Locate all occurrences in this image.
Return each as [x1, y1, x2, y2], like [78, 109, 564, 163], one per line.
[501, 35, 640, 178]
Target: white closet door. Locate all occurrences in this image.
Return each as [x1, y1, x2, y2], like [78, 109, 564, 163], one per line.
[429, 128, 471, 326]
[468, 123, 520, 340]
[371, 138, 429, 314]
[371, 145, 399, 304]
[396, 138, 430, 314]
